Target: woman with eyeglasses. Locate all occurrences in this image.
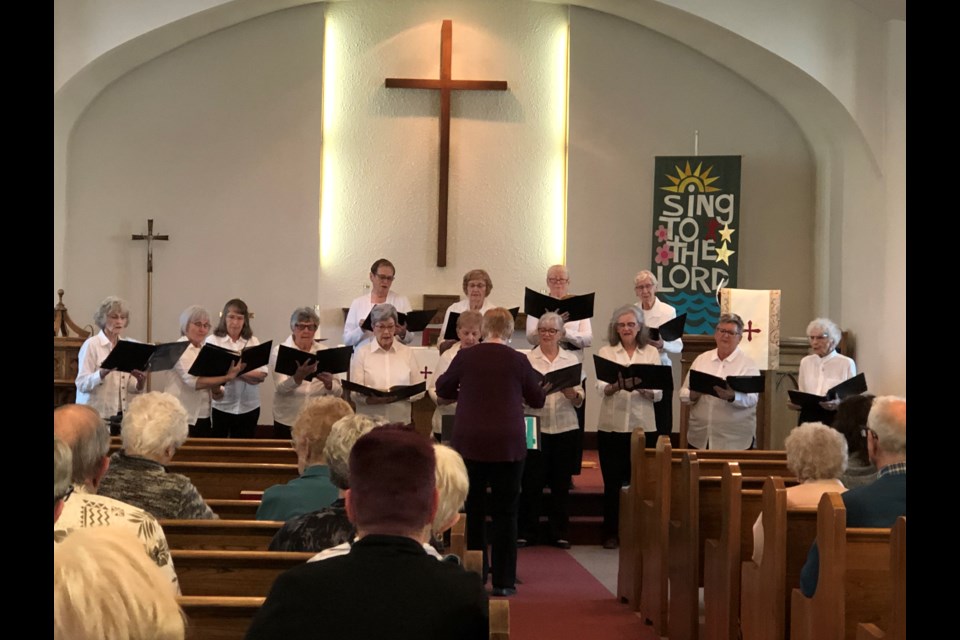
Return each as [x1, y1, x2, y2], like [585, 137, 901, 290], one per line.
[633, 270, 682, 442]
[342, 258, 413, 349]
[270, 307, 344, 439]
[206, 298, 268, 438]
[164, 305, 246, 438]
[595, 304, 662, 549]
[438, 269, 496, 354]
[790, 317, 857, 425]
[75, 296, 147, 425]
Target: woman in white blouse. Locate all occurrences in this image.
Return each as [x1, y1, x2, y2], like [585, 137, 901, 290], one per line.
[206, 298, 268, 438]
[634, 270, 682, 441]
[790, 317, 857, 425]
[428, 310, 483, 441]
[519, 312, 584, 549]
[438, 269, 496, 354]
[595, 304, 662, 549]
[75, 296, 147, 427]
[164, 305, 245, 437]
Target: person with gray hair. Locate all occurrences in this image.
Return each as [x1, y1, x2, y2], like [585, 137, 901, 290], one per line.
[54, 438, 73, 524]
[269, 306, 344, 439]
[428, 310, 483, 441]
[54, 527, 185, 640]
[269, 414, 385, 551]
[163, 305, 245, 437]
[634, 270, 683, 440]
[751, 422, 848, 562]
[75, 296, 147, 425]
[790, 316, 857, 426]
[98, 392, 217, 520]
[349, 303, 425, 424]
[343, 258, 415, 348]
[679, 313, 760, 450]
[53, 404, 178, 590]
[800, 395, 905, 596]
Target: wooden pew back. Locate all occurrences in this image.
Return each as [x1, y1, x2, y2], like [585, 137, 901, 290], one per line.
[173, 550, 313, 597]
[180, 596, 264, 640]
[206, 499, 260, 520]
[162, 520, 282, 551]
[167, 461, 299, 499]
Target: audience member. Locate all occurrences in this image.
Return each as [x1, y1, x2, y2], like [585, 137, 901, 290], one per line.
[54, 527, 185, 640]
[799, 395, 906, 596]
[257, 397, 353, 521]
[247, 426, 488, 640]
[99, 392, 217, 520]
[832, 394, 878, 489]
[53, 404, 178, 590]
[54, 438, 73, 524]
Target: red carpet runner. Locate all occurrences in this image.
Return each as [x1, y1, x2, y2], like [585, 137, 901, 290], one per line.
[502, 546, 660, 640]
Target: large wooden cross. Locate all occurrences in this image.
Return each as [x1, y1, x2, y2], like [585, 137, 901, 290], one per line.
[131, 218, 169, 343]
[385, 20, 508, 267]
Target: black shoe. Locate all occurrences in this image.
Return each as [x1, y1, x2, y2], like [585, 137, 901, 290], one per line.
[553, 539, 571, 549]
[491, 587, 517, 597]
[516, 538, 528, 548]
[602, 537, 619, 550]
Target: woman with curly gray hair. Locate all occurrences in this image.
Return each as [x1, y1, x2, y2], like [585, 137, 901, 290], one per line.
[791, 317, 857, 425]
[751, 421, 847, 562]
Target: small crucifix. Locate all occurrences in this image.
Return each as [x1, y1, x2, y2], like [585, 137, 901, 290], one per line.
[385, 20, 508, 267]
[131, 219, 169, 343]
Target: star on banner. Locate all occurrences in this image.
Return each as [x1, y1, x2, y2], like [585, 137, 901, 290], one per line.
[716, 242, 735, 265]
[718, 225, 735, 243]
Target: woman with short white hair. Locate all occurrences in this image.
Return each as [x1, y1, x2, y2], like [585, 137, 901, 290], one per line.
[751, 422, 848, 562]
[634, 270, 683, 440]
[98, 391, 217, 520]
[791, 317, 857, 425]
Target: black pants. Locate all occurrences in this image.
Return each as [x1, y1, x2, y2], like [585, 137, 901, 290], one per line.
[464, 459, 524, 590]
[518, 430, 579, 542]
[572, 397, 586, 475]
[597, 431, 632, 539]
[653, 393, 673, 438]
[273, 421, 293, 440]
[188, 417, 222, 438]
[211, 408, 260, 438]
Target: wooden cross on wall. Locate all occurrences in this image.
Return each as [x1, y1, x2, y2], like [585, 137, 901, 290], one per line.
[385, 20, 508, 267]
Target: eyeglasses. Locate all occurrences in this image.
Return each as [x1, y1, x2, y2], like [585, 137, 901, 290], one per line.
[616, 322, 638, 329]
[808, 334, 829, 341]
[715, 328, 741, 336]
[294, 323, 318, 332]
[860, 428, 877, 440]
[547, 278, 569, 284]
[374, 323, 397, 331]
[373, 273, 395, 282]
[54, 485, 74, 504]
[191, 321, 212, 330]
[538, 328, 559, 335]
[635, 284, 654, 291]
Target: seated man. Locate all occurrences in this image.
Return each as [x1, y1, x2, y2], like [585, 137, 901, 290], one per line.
[53, 404, 179, 591]
[799, 395, 906, 596]
[257, 397, 353, 521]
[247, 426, 489, 640]
[679, 313, 760, 449]
[54, 437, 73, 524]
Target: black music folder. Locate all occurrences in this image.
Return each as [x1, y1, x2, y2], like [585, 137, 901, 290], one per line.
[523, 289, 595, 322]
[360, 308, 438, 332]
[341, 380, 427, 399]
[592, 356, 674, 390]
[187, 340, 273, 377]
[274, 344, 353, 380]
[99, 340, 189, 373]
[787, 372, 867, 406]
[443, 307, 520, 340]
[689, 369, 765, 397]
[536, 363, 583, 394]
[648, 313, 687, 342]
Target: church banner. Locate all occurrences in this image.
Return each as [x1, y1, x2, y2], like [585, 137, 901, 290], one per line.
[650, 156, 742, 335]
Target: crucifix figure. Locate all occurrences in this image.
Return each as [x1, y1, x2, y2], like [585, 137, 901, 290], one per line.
[131, 219, 169, 343]
[385, 20, 508, 267]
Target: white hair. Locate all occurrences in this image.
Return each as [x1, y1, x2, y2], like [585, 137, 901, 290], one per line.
[786, 422, 848, 481]
[324, 414, 386, 490]
[432, 444, 469, 535]
[120, 392, 189, 460]
[806, 317, 842, 348]
[54, 438, 73, 499]
[868, 395, 906, 456]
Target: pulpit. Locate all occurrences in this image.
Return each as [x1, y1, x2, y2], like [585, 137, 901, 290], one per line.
[53, 290, 91, 408]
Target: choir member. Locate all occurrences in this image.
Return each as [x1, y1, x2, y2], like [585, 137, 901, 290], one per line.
[525, 265, 593, 351]
[634, 270, 682, 440]
[428, 310, 482, 441]
[342, 258, 413, 348]
[790, 317, 857, 425]
[438, 269, 496, 353]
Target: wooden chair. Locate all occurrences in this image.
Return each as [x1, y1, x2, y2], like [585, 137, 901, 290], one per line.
[167, 461, 299, 499]
[180, 596, 264, 640]
[162, 519, 282, 551]
[855, 517, 905, 640]
[740, 477, 819, 640]
[173, 550, 313, 597]
[790, 494, 895, 640]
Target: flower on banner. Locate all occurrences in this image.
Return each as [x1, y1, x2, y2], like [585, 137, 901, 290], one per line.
[655, 243, 674, 265]
[655, 224, 669, 241]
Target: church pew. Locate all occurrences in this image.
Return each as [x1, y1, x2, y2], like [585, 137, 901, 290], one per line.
[161, 520, 282, 551]
[450, 516, 466, 561]
[789, 495, 896, 640]
[671, 459, 796, 640]
[854, 517, 905, 640]
[167, 461, 299, 499]
[109, 443, 297, 464]
[490, 600, 510, 640]
[180, 596, 264, 640]
[111, 436, 292, 448]
[740, 477, 819, 640]
[702, 475, 764, 640]
[173, 550, 313, 597]
[207, 499, 261, 520]
[464, 550, 484, 577]
[637, 437, 671, 635]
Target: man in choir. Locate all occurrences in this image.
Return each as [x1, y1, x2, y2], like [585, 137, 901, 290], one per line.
[247, 426, 489, 640]
[53, 404, 179, 591]
[679, 313, 760, 449]
[799, 395, 906, 596]
[342, 258, 414, 348]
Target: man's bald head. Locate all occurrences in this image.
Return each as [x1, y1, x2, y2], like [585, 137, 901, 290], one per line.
[54, 405, 109, 486]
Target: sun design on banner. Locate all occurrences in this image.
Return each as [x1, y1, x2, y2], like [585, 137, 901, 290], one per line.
[660, 161, 721, 194]
[649, 156, 742, 334]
